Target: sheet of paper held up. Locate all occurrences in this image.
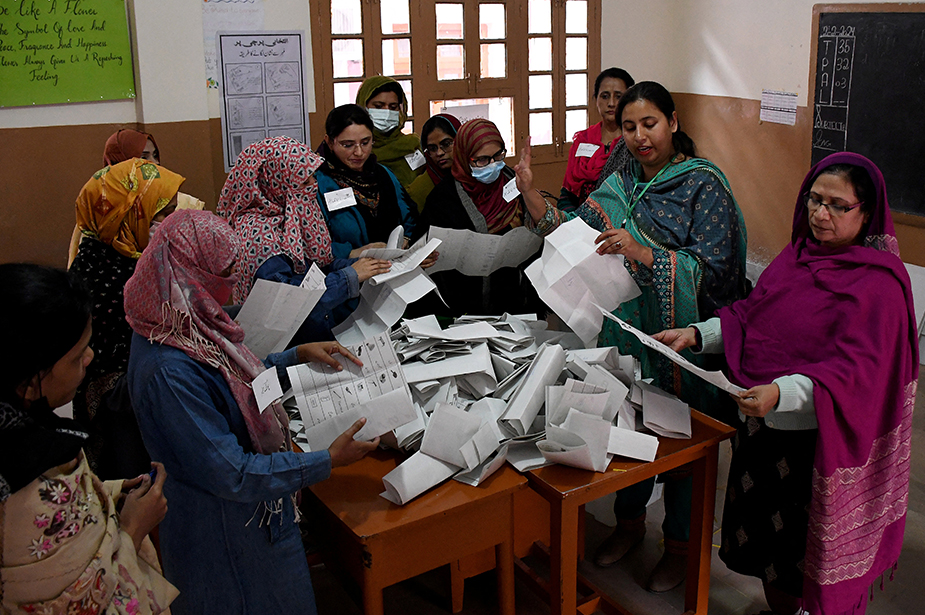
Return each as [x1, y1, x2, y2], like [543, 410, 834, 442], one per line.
[596, 306, 745, 395]
[526, 217, 641, 346]
[287, 332, 416, 450]
[333, 269, 437, 345]
[236, 279, 325, 358]
[364, 233, 442, 286]
[426, 225, 542, 276]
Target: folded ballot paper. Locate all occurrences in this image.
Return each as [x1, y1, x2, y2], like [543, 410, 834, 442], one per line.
[287, 332, 417, 451]
[361, 228, 442, 286]
[381, 402, 505, 504]
[236, 278, 326, 359]
[499, 343, 567, 437]
[526, 217, 641, 346]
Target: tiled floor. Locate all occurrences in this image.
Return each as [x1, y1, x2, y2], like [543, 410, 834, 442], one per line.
[312, 376, 925, 614]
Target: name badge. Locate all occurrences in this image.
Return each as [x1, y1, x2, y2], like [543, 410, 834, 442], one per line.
[575, 142, 601, 158]
[405, 150, 426, 170]
[502, 177, 520, 202]
[252, 367, 284, 414]
[324, 187, 357, 211]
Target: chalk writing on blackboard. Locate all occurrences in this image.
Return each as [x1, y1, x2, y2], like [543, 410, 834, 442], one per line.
[813, 25, 856, 155]
[0, 0, 135, 107]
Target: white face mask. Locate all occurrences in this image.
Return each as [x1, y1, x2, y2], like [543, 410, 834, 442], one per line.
[367, 108, 400, 133]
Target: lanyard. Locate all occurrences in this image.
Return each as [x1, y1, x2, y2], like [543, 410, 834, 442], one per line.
[627, 159, 675, 216]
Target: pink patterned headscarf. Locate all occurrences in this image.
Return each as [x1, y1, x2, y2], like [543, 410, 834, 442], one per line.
[720, 152, 917, 614]
[124, 210, 290, 455]
[217, 136, 333, 304]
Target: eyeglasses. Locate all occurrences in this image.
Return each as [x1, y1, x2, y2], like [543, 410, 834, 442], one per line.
[334, 138, 373, 151]
[470, 148, 506, 168]
[425, 138, 455, 155]
[803, 193, 863, 217]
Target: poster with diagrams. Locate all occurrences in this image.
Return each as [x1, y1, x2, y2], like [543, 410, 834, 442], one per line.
[217, 32, 308, 171]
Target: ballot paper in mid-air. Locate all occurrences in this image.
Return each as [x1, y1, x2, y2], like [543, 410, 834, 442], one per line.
[236, 279, 326, 359]
[287, 332, 416, 450]
[425, 226, 542, 276]
[596, 307, 746, 395]
[525, 217, 641, 346]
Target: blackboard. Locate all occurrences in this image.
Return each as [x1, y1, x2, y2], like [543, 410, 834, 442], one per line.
[811, 6, 925, 216]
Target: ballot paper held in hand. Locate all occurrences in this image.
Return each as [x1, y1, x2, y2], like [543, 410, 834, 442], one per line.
[596, 306, 746, 395]
[426, 226, 542, 276]
[236, 279, 325, 358]
[287, 332, 416, 449]
[526, 218, 641, 346]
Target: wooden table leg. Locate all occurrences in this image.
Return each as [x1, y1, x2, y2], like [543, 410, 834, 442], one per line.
[496, 536, 515, 615]
[362, 580, 385, 615]
[450, 562, 465, 613]
[550, 501, 581, 615]
[684, 445, 719, 615]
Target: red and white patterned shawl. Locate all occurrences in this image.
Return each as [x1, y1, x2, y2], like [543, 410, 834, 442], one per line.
[217, 136, 333, 304]
[124, 210, 291, 455]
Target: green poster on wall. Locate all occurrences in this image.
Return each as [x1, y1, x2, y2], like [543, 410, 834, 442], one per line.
[0, 0, 135, 108]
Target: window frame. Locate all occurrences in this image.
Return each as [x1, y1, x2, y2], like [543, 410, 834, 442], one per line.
[308, 0, 601, 169]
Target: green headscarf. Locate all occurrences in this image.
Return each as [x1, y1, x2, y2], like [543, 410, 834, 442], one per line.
[356, 76, 424, 188]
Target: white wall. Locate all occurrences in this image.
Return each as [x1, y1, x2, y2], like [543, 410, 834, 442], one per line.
[602, 0, 922, 106]
[0, 0, 312, 129]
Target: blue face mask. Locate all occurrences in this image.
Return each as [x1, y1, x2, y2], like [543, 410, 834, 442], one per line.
[470, 160, 505, 184]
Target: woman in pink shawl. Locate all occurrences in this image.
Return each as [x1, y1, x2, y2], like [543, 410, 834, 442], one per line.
[654, 152, 917, 614]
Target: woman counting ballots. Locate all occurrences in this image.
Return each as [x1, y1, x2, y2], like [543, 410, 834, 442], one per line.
[514, 81, 748, 592]
[654, 152, 916, 615]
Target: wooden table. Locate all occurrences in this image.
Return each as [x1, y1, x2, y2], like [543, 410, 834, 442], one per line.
[524, 410, 736, 615]
[304, 449, 527, 615]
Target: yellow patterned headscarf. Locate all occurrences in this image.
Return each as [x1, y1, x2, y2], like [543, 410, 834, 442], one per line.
[76, 158, 185, 259]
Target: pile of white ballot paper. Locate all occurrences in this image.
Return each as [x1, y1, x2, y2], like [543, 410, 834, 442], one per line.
[283, 311, 709, 506]
[239, 219, 740, 506]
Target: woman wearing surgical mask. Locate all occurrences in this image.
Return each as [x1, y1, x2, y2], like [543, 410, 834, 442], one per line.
[356, 76, 424, 189]
[412, 119, 540, 316]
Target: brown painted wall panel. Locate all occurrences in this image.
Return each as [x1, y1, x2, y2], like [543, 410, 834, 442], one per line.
[0, 119, 225, 268]
[3, 98, 922, 269]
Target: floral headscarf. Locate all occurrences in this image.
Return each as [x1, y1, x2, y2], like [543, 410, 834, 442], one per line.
[124, 210, 291, 455]
[75, 158, 185, 259]
[217, 136, 333, 304]
[451, 119, 519, 233]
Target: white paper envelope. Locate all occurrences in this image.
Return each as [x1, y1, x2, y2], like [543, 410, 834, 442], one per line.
[607, 425, 659, 462]
[638, 381, 692, 439]
[381, 451, 459, 505]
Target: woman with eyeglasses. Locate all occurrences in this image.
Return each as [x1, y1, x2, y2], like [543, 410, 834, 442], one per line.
[652, 153, 916, 615]
[414, 118, 541, 316]
[558, 68, 635, 213]
[314, 104, 417, 260]
[406, 113, 461, 213]
[515, 82, 748, 592]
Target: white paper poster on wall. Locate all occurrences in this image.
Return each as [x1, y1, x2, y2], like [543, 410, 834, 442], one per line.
[203, 0, 265, 90]
[217, 32, 310, 171]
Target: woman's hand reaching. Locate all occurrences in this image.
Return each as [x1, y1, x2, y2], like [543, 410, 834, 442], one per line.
[296, 341, 363, 371]
[651, 327, 699, 352]
[594, 228, 654, 267]
[351, 257, 391, 282]
[119, 462, 168, 553]
[328, 418, 380, 468]
[733, 384, 780, 418]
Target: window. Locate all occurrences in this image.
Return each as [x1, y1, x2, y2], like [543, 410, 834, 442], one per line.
[309, 0, 601, 168]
